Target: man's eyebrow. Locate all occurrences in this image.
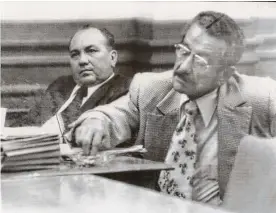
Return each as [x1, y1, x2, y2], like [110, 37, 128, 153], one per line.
[181, 41, 191, 49]
[85, 45, 97, 50]
[181, 41, 210, 56]
[69, 49, 78, 54]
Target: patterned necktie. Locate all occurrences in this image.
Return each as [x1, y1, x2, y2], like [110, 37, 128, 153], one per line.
[60, 86, 87, 130]
[158, 100, 198, 199]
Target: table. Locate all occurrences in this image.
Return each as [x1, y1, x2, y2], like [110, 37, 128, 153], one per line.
[2, 156, 173, 189]
[1, 174, 231, 213]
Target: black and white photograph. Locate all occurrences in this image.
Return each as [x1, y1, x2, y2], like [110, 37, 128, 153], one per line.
[1, 1, 276, 213]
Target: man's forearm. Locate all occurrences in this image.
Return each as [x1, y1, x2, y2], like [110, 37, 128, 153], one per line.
[79, 94, 140, 147]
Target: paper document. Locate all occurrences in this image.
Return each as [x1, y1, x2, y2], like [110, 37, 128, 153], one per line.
[1, 126, 61, 172]
[1, 126, 62, 140]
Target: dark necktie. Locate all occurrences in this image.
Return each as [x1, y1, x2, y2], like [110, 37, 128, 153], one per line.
[60, 86, 87, 130]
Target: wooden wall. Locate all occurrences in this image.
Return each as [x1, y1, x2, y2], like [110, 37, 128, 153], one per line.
[1, 18, 276, 125]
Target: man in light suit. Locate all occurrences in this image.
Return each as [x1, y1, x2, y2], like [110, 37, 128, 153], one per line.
[13, 26, 130, 135]
[70, 11, 276, 204]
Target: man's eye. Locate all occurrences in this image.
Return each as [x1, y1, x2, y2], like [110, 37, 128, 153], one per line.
[179, 48, 190, 55]
[194, 55, 208, 66]
[177, 46, 190, 56]
[70, 52, 79, 58]
[87, 49, 97, 53]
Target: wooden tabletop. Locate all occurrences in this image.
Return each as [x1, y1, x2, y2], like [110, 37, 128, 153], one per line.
[2, 174, 231, 213]
[1, 156, 173, 180]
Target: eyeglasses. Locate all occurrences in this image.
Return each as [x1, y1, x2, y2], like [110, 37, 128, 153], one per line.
[174, 43, 209, 71]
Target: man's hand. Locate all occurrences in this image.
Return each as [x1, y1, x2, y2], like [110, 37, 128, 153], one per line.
[69, 118, 110, 156]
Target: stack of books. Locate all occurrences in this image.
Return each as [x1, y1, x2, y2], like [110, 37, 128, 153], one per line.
[1, 130, 61, 172]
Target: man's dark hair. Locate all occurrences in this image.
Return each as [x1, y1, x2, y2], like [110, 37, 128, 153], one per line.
[69, 25, 115, 50]
[181, 11, 245, 66]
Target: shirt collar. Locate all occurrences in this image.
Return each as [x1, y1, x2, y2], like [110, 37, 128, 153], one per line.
[180, 88, 218, 127]
[86, 72, 114, 95]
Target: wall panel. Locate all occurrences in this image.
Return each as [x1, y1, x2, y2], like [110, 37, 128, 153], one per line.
[1, 18, 276, 125]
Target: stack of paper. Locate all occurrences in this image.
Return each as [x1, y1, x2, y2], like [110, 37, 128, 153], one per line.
[1, 128, 61, 172]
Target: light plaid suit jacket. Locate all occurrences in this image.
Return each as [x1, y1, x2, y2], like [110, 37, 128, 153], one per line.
[90, 70, 276, 198]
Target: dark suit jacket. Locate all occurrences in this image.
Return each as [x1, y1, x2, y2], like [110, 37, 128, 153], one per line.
[13, 73, 131, 126]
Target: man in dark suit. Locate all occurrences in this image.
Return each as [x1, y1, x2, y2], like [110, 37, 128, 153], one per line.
[69, 11, 276, 205]
[14, 26, 130, 134]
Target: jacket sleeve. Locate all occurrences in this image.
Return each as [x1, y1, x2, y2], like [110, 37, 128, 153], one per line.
[80, 73, 142, 147]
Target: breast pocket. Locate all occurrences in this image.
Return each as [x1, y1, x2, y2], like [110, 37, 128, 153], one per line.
[144, 113, 178, 162]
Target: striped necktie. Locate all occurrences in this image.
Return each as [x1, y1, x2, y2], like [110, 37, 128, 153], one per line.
[191, 166, 221, 205]
[60, 86, 87, 130]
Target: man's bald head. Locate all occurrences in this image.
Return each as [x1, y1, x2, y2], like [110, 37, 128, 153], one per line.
[69, 25, 115, 51]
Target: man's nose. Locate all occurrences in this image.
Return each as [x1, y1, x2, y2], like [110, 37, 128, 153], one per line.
[176, 54, 193, 73]
[78, 53, 89, 66]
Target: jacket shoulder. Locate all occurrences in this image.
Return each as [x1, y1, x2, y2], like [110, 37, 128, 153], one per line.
[130, 70, 174, 108]
[46, 75, 75, 92]
[236, 73, 276, 98]
[132, 70, 173, 93]
[110, 73, 132, 88]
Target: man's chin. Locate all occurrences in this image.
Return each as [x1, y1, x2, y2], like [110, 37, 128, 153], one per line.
[78, 76, 97, 86]
[173, 81, 186, 93]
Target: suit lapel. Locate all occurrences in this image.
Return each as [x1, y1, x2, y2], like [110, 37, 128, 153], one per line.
[217, 74, 252, 197]
[80, 74, 124, 113]
[80, 82, 111, 112]
[144, 89, 181, 162]
[156, 89, 182, 115]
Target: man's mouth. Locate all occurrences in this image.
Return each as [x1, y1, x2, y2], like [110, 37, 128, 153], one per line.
[174, 75, 188, 83]
[79, 69, 94, 76]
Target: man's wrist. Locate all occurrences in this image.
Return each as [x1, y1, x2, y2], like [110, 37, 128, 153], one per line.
[81, 111, 107, 123]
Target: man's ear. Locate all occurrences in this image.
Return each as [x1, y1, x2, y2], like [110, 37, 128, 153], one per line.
[218, 66, 234, 86]
[110, 50, 118, 68]
[224, 66, 235, 79]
